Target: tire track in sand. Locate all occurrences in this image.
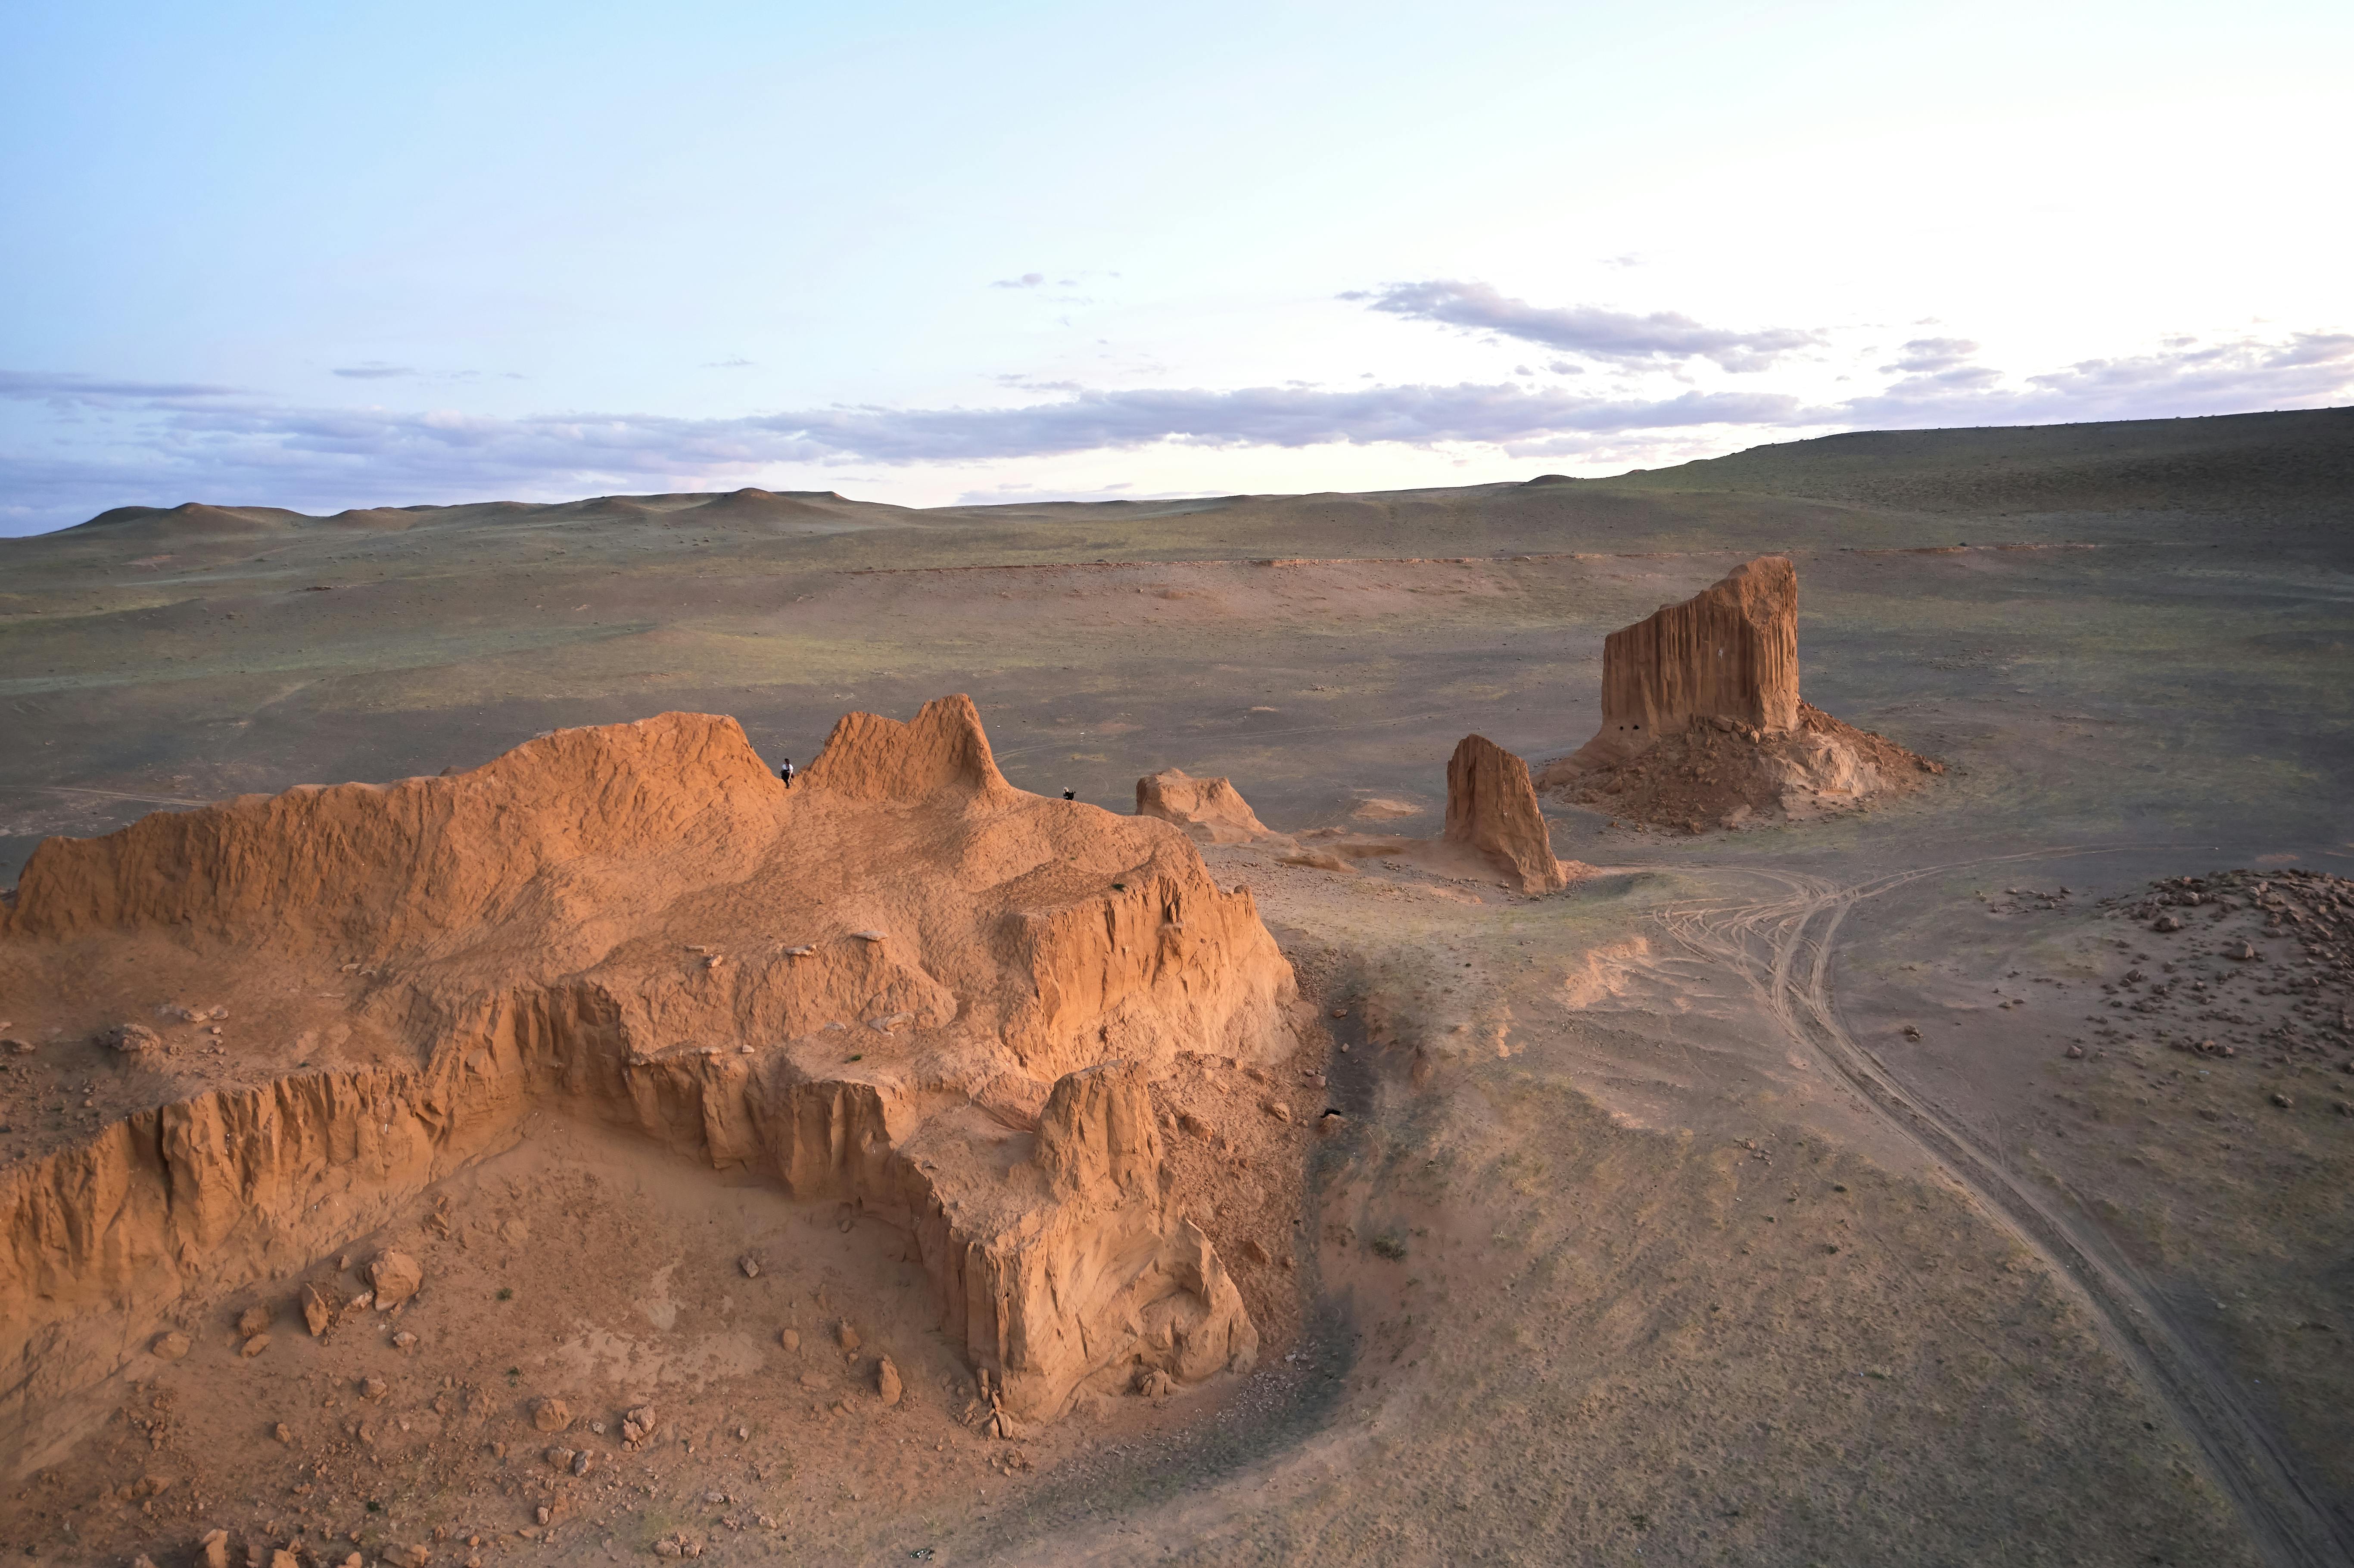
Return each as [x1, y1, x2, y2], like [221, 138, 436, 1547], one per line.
[1661, 853, 2353, 1568]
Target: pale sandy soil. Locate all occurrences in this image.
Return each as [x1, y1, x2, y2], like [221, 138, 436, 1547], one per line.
[2, 406, 2352, 1566]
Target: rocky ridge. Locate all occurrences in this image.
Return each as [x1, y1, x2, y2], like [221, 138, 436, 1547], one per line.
[0, 697, 1295, 1480]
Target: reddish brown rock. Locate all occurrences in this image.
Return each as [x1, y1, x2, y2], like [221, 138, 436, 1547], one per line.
[1134, 768, 1273, 845]
[1542, 557, 1939, 829]
[0, 695, 1292, 1478]
[1445, 735, 1570, 894]
[1580, 554, 1798, 767]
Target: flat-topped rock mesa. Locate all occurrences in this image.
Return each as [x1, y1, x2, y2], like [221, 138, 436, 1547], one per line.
[1136, 768, 1276, 845]
[0, 696, 1294, 1479]
[1580, 554, 1799, 768]
[1540, 556, 1940, 829]
[1445, 735, 1571, 894]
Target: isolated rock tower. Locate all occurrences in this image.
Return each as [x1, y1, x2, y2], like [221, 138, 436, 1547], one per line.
[1444, 734, 1569, 894]
[1582, 554, 1799, 765]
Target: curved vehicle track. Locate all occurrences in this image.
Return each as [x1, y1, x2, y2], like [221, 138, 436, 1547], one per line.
[1661, 854, 2354, 1568]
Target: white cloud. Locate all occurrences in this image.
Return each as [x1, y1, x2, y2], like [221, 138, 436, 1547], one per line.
[1348, 280, 1824, 371]
[3, 326, 2347, 534]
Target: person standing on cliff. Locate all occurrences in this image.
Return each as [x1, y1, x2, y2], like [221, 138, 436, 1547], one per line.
[780, 759, 795, 789]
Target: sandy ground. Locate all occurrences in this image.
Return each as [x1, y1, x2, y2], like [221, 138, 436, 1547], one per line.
[3, 405, 2353, 1565]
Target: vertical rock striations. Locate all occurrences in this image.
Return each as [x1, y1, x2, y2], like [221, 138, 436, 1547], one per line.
[1445, 735, 1570, 894]
[1541, 556, 1940, 829]
[1580, 554, 1799, 768]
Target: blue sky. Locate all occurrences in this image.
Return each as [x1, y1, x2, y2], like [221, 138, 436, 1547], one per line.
[3, 0, 2349, 533]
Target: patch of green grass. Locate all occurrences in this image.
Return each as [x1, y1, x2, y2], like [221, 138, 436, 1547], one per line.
[496, 1286, 514, 1301]
[1370, 1234, 1407, 1261]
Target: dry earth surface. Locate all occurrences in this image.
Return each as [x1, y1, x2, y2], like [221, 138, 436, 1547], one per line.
[2, 405, 2351, 1567]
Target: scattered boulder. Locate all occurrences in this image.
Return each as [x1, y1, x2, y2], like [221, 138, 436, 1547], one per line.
[199, 1528, 230, 1568]
[836, 1321, 860, 1354]
[152, 1331, 191, 1361]
[236, 1305, 271, 1339]
[529, 1397, 572, 1432]
[301, 1282, 338, 1337]
[1444, 735, 1570, 895]
[2225, 940, 2259, 960]
[1135, 768, 1275, 845]
[239, 1334, 270, 1358]
[876, 1356, 903, 1407]
[778, 1328, 800, 1353]
[369, 1251, 423, 1310]
[738, 1255, 760, 1279]
[98, 1022, 161, 1055]
[1133, 1367, 1178, 1400]
[622, 1405, 658, 1447]
[359, 1375, 388, 1401]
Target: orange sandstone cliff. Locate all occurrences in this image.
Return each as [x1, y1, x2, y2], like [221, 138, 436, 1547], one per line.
[0, 697, 1295, 1479]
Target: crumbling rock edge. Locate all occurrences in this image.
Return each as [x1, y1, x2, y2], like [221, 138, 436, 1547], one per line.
[0, 697, 1292, 1481]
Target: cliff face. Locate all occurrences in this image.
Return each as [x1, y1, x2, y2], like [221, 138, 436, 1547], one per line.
[1579, 555, 1799, 766]
[1444, 735, 1569, 895]
[0, 696, 1292, 1479]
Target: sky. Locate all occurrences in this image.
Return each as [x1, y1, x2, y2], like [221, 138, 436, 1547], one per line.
[3, 0, 2350, 534]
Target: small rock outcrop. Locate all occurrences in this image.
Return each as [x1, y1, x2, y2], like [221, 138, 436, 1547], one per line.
[1542, 557, 1939, 829]
[1135, 768, 1274, 845]
[1445, 735, 1570, 894]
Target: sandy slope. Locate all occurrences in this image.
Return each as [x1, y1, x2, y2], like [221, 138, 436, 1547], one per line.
[1, 408, 2351, 1565]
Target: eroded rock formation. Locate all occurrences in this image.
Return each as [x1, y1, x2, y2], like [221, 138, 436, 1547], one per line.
[1444, 735, 1570, 894]
[1135, 768, 1274, 845]
[0, 697, 1293, 1478]
[1577, 555, 1799, 769]
[1541, 557, 1940, 829]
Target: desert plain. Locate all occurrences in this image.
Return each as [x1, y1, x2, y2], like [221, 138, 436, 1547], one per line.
[2, 404, 2352, 1567]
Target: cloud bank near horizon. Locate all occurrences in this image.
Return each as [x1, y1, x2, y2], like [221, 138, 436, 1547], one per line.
[3, 324, 2350, 532]
[1348, 280, 1825, 371]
